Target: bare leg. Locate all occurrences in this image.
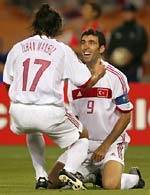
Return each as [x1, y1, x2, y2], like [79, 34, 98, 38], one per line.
[102, 160, 123, 189]
[48, 161, 65, 189]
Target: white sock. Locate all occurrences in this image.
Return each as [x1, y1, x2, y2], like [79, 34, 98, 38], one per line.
[26, 133, 48, 180]
[121, 173, 139, 189]
[64, 138, 89, 174]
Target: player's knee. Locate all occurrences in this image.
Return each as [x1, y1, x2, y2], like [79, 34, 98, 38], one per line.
[102, 178, 120, 190]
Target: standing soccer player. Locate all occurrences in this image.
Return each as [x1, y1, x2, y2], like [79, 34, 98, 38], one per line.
[47, 29, 145, 190]
[3, 5, 105, 190]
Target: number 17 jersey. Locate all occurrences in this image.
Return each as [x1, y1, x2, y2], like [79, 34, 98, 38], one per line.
[3, 35, 91, 106]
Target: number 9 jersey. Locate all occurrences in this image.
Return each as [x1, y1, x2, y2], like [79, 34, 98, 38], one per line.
[3, 35, 91, 106]
[68, 60, 133, 142]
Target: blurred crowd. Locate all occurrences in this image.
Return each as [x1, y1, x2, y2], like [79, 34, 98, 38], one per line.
[5, 0, 150, 15]
[0, 0, 150, 83]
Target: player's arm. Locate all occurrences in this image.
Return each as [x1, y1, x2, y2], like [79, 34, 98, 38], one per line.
[92, 89, 133, 162]
[78, 60, 105, 89]
[92, 110, 131, 162]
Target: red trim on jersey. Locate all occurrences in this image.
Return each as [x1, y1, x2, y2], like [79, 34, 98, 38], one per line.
[72, 87, 112, 100]
[77, 77, 92, 88]
[106, 65, 127, 93]
[116, 106, 133, 113]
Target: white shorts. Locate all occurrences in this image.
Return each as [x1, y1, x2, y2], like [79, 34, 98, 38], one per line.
[58, 138, 129, 177]
[10, 103, 83, 148]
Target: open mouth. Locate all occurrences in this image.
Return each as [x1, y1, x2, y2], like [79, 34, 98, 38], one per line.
[83, 51, 91, 58]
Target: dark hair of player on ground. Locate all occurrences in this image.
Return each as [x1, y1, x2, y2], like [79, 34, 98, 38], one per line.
[32, 4, 62, 37]
[81, 29, 106, 48]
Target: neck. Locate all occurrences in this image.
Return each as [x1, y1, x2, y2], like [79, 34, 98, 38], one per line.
[87, 58, 101, 73]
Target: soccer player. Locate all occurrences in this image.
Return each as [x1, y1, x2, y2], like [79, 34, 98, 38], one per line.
[47, 29, 145, 190]
[3, 5, 105, 190]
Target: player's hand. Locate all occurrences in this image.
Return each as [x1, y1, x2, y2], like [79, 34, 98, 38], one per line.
[91, 144, 108, 162]
[84, 60, 105, 89]
[93, 59, 106, 78]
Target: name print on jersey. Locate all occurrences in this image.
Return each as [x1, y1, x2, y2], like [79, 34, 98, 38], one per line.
[21, 41, 56, 55]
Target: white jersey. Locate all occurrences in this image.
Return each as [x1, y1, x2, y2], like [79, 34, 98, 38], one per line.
[3, 35, 91, 106]
[69, 60, 133, 142]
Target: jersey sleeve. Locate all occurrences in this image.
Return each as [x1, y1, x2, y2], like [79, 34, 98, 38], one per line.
[63, 45, 91, 87]
[112, 71, 133, 112]
[3, 47, 16, 85]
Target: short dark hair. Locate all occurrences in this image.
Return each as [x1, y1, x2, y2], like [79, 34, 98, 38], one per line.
[32, 4, 62, 37]
[81, 29, 106, 47]
[83, 1, 101, 18]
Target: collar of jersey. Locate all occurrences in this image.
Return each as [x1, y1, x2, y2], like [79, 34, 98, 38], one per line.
[33, 35, 51, 39]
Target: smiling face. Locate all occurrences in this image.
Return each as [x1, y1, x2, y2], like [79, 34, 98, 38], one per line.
[80, 34, 105, 67]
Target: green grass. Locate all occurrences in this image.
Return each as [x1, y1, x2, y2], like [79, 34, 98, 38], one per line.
[0, 145, 149, 195]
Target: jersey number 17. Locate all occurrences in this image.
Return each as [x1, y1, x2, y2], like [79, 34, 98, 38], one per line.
[22, 58, 51, 92]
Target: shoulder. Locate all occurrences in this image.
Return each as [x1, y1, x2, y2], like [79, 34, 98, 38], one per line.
[59, 41, 78, 57]
[12, 37, 32, 50]
[56, 40, 71, 50]
[104, 60, 127, 81]
[59, 41, 73, 51]
[8, 40, 24, 55]
[104, 61, 128, 93]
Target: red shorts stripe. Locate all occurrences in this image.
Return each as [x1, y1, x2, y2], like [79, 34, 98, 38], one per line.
[65, 112, 80, 129]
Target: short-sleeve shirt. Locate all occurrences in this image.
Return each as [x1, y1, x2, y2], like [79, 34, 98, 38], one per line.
[69, 60, 133, 142]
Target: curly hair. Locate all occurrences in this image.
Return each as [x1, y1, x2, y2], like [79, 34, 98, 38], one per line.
[32, 4, 62, 37]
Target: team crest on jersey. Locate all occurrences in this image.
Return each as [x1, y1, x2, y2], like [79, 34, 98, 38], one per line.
[97, 89, 109, 98]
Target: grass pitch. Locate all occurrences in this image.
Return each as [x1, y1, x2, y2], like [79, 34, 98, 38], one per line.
[0, 145, 149, 195]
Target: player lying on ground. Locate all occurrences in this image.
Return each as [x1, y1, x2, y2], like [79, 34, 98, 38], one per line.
[27, 29, 145, 190]
[3, 5, 106, 191]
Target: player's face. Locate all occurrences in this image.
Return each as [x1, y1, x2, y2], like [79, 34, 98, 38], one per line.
[81, 35, 101, 64]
